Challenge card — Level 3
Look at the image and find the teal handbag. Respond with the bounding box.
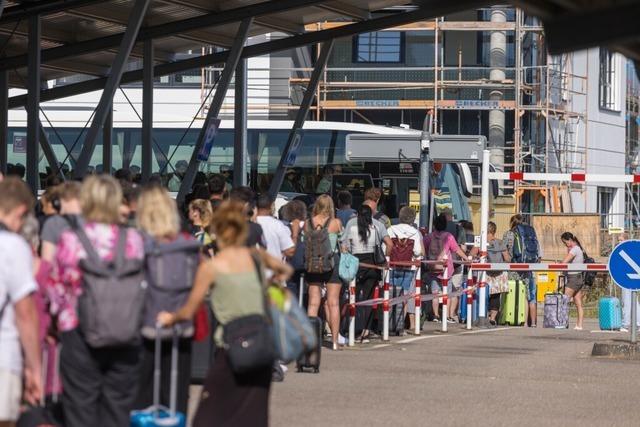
[339,252,359,282]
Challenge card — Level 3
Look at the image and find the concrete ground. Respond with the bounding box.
[188,318,640,426]
[267,319,640,427]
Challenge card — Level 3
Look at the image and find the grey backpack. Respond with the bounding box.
[75,226,147,348]
[142,234,201,339]
[304,218,334,274]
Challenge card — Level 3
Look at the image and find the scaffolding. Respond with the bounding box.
[199,7,590,214]
[626,60,640,233]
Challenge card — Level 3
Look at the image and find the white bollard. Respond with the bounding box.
[466,268,474,330]
[478,271,488,318]
[414,264,422,335]
[441,256,449,333]
[348,279,356,347]
[382,267,390,341]
[298,274,304,307]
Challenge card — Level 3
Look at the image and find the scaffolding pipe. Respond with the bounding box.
[489,7,506,173]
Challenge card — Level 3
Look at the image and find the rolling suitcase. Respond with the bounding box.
[499,280,526,326]
[296,316,322,373]
[543,294,569,328]
[459,280,474,324]
[459,280,490,324]
[599,296,622,330]
[131,328,186,427]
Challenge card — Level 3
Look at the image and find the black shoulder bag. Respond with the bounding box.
[373,226,386,265]
[222,252,276,374]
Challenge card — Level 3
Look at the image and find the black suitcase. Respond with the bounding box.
[296,316,322,373]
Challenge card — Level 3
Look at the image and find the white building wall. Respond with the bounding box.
[568,48,627,227]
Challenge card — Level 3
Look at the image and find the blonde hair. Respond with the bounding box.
[211,201,247,247]
[80,175,122,224]
[313,194,335,218]
[137,186,180,239]
[189,199,213,228]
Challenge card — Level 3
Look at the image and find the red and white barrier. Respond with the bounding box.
[382,264,390,341]
[466,268,474,330]
[470,262,608,272]
[414,264,422,336]
[440,255,449,333]
[489,171,640,183]
[348,279,356,347]
[479,149,631,324]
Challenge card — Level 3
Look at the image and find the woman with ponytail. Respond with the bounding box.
[560,231,586,330]
[341,204,393,341]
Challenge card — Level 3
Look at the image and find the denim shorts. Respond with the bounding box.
[527,275,537,302]
[390,269,415,292]
[428,275,452,294]
[520,273,536,302]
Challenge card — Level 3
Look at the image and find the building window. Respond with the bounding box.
[598,187,615,228]
[353,31,404,63]
[599,48,619,110]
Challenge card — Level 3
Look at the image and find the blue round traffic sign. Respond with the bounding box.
[608,240,640,290]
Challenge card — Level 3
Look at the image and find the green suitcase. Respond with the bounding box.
[499,280,526,326]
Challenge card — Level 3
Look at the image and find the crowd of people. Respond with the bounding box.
[0,168,595,426]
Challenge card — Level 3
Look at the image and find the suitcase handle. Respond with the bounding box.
[154,324,180,416]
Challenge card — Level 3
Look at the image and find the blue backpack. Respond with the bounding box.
[513,224,540,263]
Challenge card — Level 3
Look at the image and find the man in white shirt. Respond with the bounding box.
[255,194,295,260]
[0,178,42,423]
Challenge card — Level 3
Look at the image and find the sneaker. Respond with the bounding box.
[489,319,497,326]
[447,317,457,324]
[272,364,285,382]
[573,326,583,331]
[338,334,348,345]
[432,316,441,323]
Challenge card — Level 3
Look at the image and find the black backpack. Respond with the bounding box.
[583,251,597,286]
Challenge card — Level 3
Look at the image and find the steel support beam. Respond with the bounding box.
[0,0,104,24]
[177,17,252,205]
[142,39,154,183]
[26,15,41,193]
[38,124,65,182]
[544,3,640,54]
[0,0,327,72]
[103,106,112,174]
[233,58,248,188]
[0,70,7,175]
[9,6,472,110]
[268,40,334,199]
[74,0,151,179]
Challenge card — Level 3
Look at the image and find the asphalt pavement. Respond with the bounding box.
[266,319,640,427]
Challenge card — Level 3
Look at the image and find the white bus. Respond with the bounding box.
[6,120,473,221]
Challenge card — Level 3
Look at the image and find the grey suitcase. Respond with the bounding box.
[543,294,569,329]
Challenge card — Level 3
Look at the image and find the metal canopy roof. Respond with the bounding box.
[0,0,410,87]
[1,0,639,91]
